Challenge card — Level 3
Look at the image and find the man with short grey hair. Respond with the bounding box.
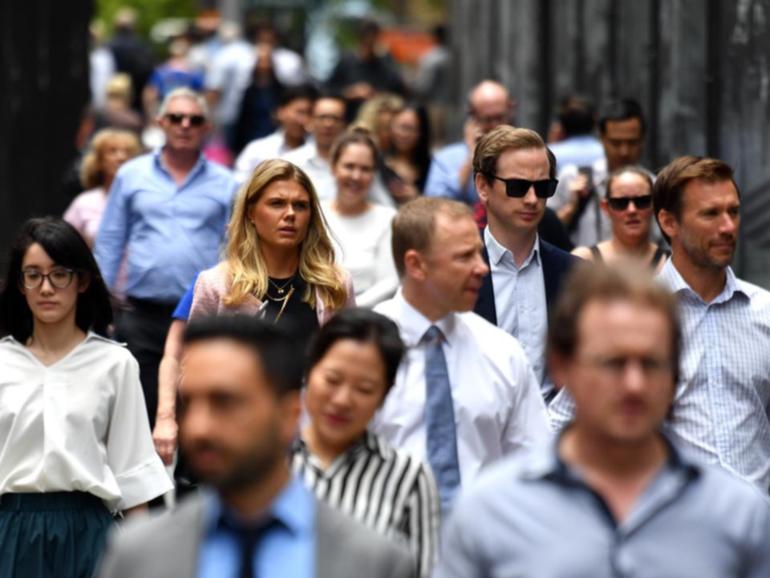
[95,87,238,428]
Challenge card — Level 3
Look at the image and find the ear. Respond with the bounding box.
[279,391,302,443]
[77,271,91,294]
[657,208,679,241]
[599,198,610,217]
[403,249,427,281]
[475,172,491,205]
[547,350,571,392]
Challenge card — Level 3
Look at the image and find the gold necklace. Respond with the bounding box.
[272,285,295,323]
[268,276,294,295]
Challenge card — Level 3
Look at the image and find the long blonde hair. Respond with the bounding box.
[80,129,141,189]
[225,159,348,310]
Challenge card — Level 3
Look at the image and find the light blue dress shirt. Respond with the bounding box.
[436,435,770,578]
[198,476,315,578]
[548,134,605,171]
[484,228,548,389]
[94,150,238,302]
[423,142,477,205]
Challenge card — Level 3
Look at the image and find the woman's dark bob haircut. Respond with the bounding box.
[306,308,405,395]
[0,217,113,341]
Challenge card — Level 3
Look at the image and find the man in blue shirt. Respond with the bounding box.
[94,87,238,427]
[437,263,770,578]
[424,79,513,205]
[97,315,414,578]
[548,94,605,171]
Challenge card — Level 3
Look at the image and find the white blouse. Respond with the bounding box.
[0,333,172,510]
[322,201,399,308]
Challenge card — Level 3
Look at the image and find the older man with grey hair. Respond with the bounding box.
[95,87,239,430]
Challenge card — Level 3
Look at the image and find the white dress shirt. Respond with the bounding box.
[485,228,548,387]
[372,291,551,485]
[322,201,398,307]
[0,333,173,510]
[234,130,300,184]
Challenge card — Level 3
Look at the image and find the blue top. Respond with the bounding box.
[198,476,316,578]
[436,435,770,578]
[173,272,199,320]
[94,150,238,303]
[423,142,477,205]
[149,65,204,100]
[548,134,605,172]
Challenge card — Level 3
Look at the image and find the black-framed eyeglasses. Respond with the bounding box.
[606,195,653,211]
[488,175,558,199]
[165,113,207,127]
[20,268,77,289]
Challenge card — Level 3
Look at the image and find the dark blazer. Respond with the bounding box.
[475,236,578,325]
[97,493,416,578]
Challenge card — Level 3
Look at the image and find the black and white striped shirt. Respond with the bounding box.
[291,431,440,577]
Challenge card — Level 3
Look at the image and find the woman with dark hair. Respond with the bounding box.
[292,308,440,578]
[382,102,432,204]
[0,217,172,577]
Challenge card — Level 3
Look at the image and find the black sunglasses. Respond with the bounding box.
[165,113,207,127]
[489,175,558,199]
[606,195,653,211]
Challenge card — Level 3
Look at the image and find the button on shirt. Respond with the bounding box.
[198,476,315,578]
[436,435,770,578]
[484,228,548,387]
[0,334,173,511]
[94,150,238,303]
[372,291,551,485]
[660,260,770,491]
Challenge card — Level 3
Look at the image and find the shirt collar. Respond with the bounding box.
[484,227,541,268]
[659,259,749,305]
[392,289,457,348]
[520,429,700,485]
[153,147,207,181]
[203,476,314,539]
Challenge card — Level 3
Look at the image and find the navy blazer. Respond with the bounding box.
[474,236,578,325]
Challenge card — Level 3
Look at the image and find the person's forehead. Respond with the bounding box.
[181,340,266,389]
[681,178,739,208]
[166,96,204,114]
[604,117,642,138]
[608,172,650,196]
[314,98,345,114]
[576,299,671,348]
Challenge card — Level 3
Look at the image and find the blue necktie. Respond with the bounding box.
[423,325,461,511]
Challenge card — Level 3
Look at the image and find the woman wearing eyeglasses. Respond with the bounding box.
[0,218,172,578]
[190,158,354,330]
[572,166,668,271]
[293,308,440,578]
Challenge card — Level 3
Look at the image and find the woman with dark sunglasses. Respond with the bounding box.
[0,218,172,577]
[572,165,668,271]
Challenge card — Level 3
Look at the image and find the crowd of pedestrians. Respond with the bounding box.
[2,7,770,578]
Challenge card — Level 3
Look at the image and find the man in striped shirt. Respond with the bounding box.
[551,155,770,492]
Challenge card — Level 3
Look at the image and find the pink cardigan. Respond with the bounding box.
[189,262,356,324]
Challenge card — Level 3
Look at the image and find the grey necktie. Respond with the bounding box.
[423,325,461,511]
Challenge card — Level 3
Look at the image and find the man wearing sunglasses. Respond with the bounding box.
[95,87,239,431]
[472,126,577,403]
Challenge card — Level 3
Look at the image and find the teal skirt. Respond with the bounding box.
[0,492,113,578]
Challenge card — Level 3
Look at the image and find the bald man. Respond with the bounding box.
[424,80,513,205]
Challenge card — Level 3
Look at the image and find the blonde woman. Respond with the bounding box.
[190,159,354,331]
[63,128,141,247]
